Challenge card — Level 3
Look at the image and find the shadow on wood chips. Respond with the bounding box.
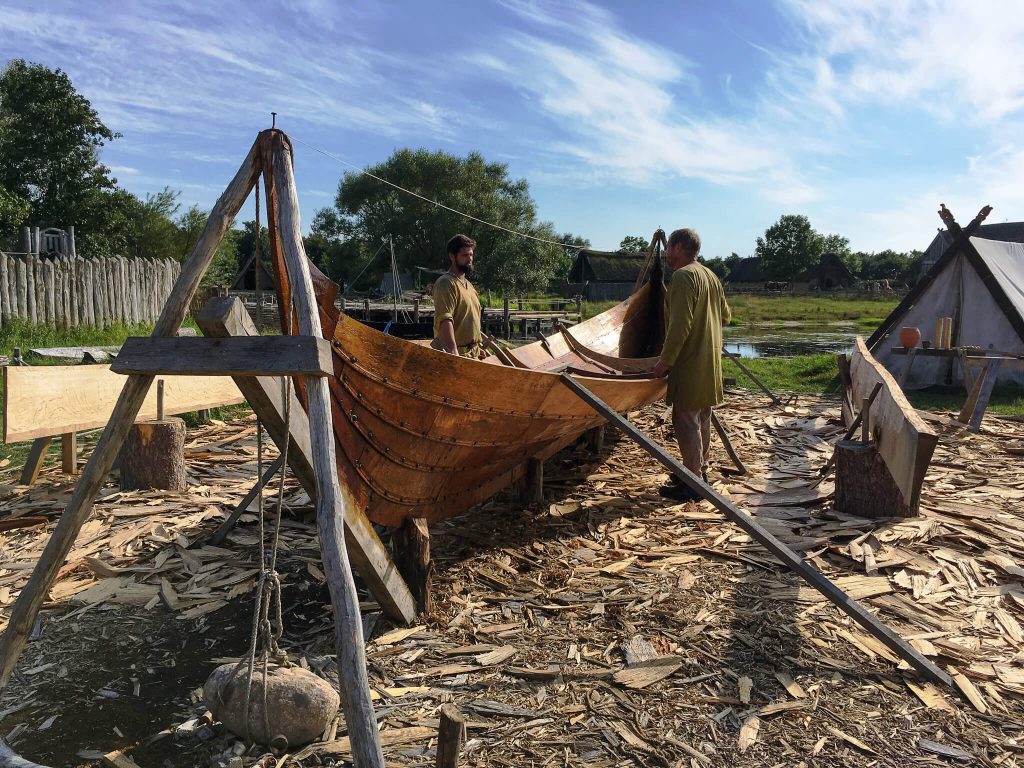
[0,391,1022,766]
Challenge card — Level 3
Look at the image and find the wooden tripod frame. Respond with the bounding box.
[0,130,394,766]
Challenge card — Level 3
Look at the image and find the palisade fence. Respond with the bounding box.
[0,251,181,329]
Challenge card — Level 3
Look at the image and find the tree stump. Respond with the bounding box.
[834,439,913,518]
[394,517,432,614]
[120,418,187,491]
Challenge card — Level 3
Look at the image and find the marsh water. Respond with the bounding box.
[723,322,862,358]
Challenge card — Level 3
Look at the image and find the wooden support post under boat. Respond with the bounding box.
[518,457,544,505]
[196,296,415,624]
[393,518,432,615]
[0,138,263,695]
[271,132,384,766]
[584,425,605,452]
[436,704,466,768]
[19,437,52,486]
[559,373,953,688]
[208,453,286,546]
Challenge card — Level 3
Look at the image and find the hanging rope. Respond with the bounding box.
[291,134,587,252]
[235,184,297,745]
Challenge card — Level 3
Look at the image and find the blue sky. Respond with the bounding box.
[4,0,1024,257]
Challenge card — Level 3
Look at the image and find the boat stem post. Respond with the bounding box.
[559,373,953,688]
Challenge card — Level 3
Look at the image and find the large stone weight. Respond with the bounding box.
[203,663,340,747]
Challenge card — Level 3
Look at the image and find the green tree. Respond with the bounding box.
[0,185,30,246]
[618,235,649,253]
[755,215,823,280]
[700,256,729,280]
[724,252,743,272]
[818,232,860,273]
[0,60,122,255]
[121,187,181,261]
[328,148,564,294]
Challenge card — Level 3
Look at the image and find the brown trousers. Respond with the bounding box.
[672,406,712,477]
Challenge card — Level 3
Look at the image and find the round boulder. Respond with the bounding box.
[204,663,340,747]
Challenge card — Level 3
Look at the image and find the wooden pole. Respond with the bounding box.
[270,131,384,766]
[722,346,781,406]
[560,373,953,688]
[861,396,871,443]
[25,256,35,325]
[0,138,261,694]
[0,251,10,324]
[15,257,26,319]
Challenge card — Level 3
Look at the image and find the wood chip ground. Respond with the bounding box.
[1,391,1023,767]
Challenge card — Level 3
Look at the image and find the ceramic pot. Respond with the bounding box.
[899,326,921,349]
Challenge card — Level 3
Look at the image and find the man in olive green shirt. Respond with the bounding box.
[432,233,483,357]
[652,228,731,501]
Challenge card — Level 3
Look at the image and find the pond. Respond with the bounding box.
[723,322,866,358]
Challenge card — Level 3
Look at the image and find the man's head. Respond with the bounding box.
[666,228,700,269]
[446,233,476,277]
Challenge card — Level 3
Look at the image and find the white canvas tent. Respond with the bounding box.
[869,236,1024,388]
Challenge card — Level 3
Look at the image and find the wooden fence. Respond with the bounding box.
[0,252,181,328]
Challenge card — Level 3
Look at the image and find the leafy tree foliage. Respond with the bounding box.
[323,148,570,294]
[699,256,729,280]
[618,235,649,253]
[857,249,923,283]
[755,215,823,280]
[0,59,123,255]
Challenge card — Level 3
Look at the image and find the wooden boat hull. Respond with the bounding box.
[325,284,666,526]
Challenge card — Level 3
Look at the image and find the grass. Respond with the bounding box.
[725,294,899,329]
[724,353,1024,417]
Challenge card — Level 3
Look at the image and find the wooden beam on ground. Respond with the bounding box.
[709,411,746,476]
[196,296,415,624]
[849,337,938,514]
[111,336,335,377]
[208,454,286,546]
[2,364,243,443]
[271,130,384,766]
[722,346,781,406]
[18,437,52,486]
[560,372,953,688]
[959,358,1003,431]
[0,134,263,696]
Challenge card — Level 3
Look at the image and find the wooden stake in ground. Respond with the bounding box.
[394,518,432,614]
[0,138,261,694]
[270,131,385,767]
[436,705,466,768]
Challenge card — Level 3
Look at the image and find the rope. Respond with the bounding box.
[291,134,586,251]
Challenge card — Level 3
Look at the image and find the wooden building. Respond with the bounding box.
[565,249,648,301]
[793,252,855,291]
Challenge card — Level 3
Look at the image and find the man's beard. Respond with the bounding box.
[458,262,474,277]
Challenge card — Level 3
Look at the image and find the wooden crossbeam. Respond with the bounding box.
[196,296,416,625]
[111,336,335,377]
[560,373,953,688]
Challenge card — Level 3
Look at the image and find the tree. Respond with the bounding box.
[0,185,30,247]
[700,256,729,281]
[560,232,590,248]
[0,60,122,255]
[818,232,860,273]
[755,215,822,280]
[618,235,649,253]
[327,148,565,294]
[724,252,743,272]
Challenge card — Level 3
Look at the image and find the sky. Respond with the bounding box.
[4,0,1024,258]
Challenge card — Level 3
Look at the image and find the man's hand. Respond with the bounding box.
[652,360,671,378]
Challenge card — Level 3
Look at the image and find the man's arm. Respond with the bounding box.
[720,292,732,326]
[438,319,459,354]
[654,272,696,377]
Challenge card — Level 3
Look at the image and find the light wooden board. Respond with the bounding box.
[3,364,244,443]
[849,337,938,513]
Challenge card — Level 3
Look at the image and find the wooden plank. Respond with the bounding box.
[111,336,335,377]
[2,365,244,443]
[849,337,938,514]
[560,372,953,688]
[61,432,77,475]
[196,295,415,624]
[207,454,285,546]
